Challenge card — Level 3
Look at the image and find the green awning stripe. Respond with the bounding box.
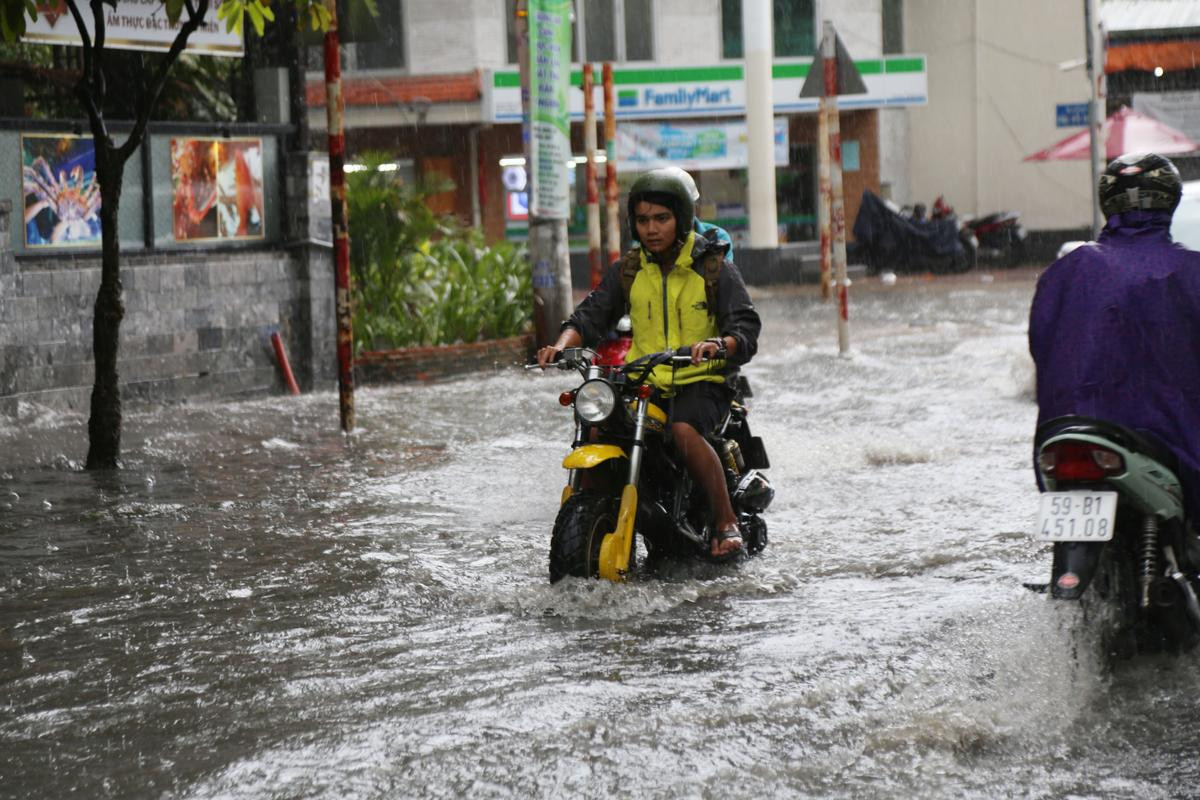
[611,66,744,83]
[493,57,925,88]
[885,57,924,73]
[772,64,809,79]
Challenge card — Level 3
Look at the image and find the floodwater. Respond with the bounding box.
[3,269,1200,800]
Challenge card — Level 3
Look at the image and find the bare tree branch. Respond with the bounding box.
[89,0,107,103]
[65,0,106,141]
[117,0,211,164]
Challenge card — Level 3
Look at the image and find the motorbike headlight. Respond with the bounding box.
[575,379,617,423]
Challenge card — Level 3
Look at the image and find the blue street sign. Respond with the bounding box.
[1057,103,1089,128]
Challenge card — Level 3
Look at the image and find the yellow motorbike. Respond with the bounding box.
[534,347,773,583]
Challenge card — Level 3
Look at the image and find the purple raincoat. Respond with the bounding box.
[1029,209,1200,519]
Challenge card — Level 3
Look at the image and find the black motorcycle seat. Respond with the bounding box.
[1035,415,1180,474]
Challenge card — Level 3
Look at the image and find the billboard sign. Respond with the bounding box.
[23,0,243,57]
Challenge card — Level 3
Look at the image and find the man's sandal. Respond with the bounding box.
[709,526,745,563]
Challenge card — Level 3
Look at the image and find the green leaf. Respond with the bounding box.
[246,2,265,35]
[164,0,186,25]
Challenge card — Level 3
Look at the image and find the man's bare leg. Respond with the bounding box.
[671,421,742,557]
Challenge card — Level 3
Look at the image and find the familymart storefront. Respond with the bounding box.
[482,57,927,254]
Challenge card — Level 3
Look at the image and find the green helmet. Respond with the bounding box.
[627,168,695,245]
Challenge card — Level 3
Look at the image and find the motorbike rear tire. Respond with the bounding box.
[549,492,623,583]
[1080,543,1138,660]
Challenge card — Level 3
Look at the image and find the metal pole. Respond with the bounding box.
[743,0,778,248]
[823,20,850,357]
[817,95,831,298]
[469,125,481,229]
[519,0,574,347]
[584,64,603,288]
[322,0,355,431]
[1084,0,1104,237]
[603,62,621,266]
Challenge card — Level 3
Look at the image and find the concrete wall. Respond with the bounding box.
[0,198,336,415]
[825,0,883,58]
[407,0,493,74]
[906,0,1091,230]
[657,0,722,63]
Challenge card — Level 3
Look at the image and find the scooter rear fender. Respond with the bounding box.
[1050,540,1105,600]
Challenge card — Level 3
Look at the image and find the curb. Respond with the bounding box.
[356,334,535,385]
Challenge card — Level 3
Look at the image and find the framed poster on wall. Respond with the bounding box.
[170,137,264,242]
[21,133,101,248]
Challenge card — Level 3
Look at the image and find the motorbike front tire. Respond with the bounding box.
[549,491,622,583]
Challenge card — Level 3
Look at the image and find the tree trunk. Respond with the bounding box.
[84,149,124,470]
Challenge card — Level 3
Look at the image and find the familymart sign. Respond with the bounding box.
[484,56,927,123]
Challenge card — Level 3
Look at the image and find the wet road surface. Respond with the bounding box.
[4,269,1200,799]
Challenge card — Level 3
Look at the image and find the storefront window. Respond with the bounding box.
[722,0,815,59]
[356,0,405,70]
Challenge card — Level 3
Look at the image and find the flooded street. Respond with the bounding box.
[4,270,1200,799]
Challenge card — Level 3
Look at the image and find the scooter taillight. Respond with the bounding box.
[1039,440,1125,481]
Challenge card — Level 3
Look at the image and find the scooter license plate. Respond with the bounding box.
[1034,491,1118,542]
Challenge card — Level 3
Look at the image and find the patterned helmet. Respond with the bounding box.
[627,168,695,245]
[1098,152,1183,219]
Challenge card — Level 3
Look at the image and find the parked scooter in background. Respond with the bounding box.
[962,207,1027,266]
[931,196,978,268]
[853,190,973,275]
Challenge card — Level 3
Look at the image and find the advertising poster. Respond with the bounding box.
[615,118,789,171]
[21,133,102,249]
[527,0,571,219]
[171,137,265,242]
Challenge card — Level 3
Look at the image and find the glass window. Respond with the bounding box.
[882,0,903,54]
[624,0,653,61]
[722,0,814,59]
[577,0,653,62]
[721,0,742,59]
[355,0,405,70]
[773,0,814,57]
[584,0,616,61]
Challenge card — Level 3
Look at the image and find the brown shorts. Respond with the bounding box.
[662,381,734,436]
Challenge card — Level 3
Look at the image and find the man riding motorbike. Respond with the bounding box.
[536,168,762,560]
[1029,152,1200,533]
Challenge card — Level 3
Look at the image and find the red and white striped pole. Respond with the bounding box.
[822,20,851,356]
[602,63,621,266]
[817,94,831,299]
[583,64,603,288]
[323,0,355,431]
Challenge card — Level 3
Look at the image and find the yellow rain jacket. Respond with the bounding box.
[625,232,727,392]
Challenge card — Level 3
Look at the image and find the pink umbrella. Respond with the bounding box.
[1024,106,1200,161]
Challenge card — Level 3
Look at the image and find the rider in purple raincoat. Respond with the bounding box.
[1029,152,1200,524]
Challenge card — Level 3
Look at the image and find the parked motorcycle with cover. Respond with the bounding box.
[532,346,774,583]
[1033,415,1200,657]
